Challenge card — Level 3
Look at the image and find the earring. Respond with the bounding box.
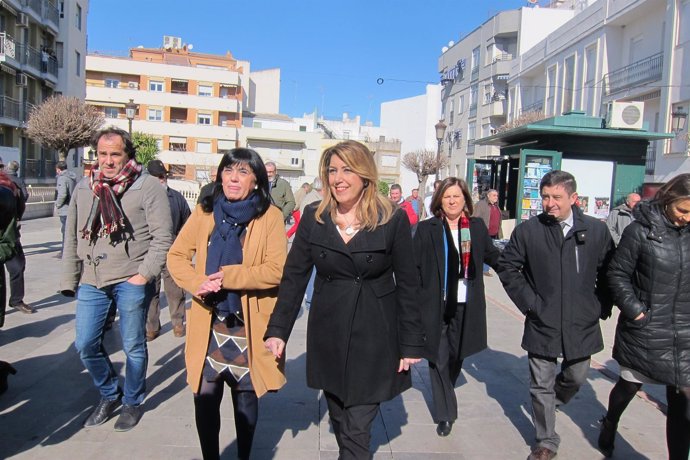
[254,185,258,190]
[363,180,369,187]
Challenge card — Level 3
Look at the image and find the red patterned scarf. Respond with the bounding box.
[82,159,142,240]
[459,214,471,278]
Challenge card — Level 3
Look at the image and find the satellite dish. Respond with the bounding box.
[442,46,449,53]
[448,40,455,47]
[528,0,538,3]
[188,44,193,50]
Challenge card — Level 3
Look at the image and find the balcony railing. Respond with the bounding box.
[645,143,657,176]
[22,0,41,16]
[492,53,513,63]
[0,95,21,121]
[603,52,663,96]
[43,0,59,25]
[521,100,544,114]
[15,42,42,73]
[0,33,16,60]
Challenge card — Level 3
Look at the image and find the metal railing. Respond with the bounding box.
[0,33,16,59]
[15,42,42,73]
[43,0,59,25]
[603,52,663,96]
[22,0,41,16]
[492,53,513,63]
[521,100,544,114]
[0,95,21,121]
[26,185,56,203]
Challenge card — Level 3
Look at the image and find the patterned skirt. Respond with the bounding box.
[201,311,254,391]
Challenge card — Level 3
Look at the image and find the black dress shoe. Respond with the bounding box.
[436,421,453,437]
[114,404,143,432]
[83,397,121,427]
[0,361,17,395]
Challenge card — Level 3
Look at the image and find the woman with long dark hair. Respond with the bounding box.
[167,148,287,460]
[413,177,501,436]
[600,173,690,459]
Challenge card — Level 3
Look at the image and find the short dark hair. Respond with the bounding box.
[200,148,271,216]
[430,177,474,218]
[91,127,137,159]
[56,161,68,171]
[390,184,402,193]
[656,173,690,208]
[540,170,577,195]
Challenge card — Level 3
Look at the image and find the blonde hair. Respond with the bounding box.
[315,140,393,230]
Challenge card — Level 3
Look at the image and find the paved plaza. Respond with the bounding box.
[0,217,669,459]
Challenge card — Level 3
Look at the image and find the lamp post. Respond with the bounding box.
[434,119,447,179]
[125,98,138,135]
[671,106,687,134]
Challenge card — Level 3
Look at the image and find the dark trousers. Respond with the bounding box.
[528,354,590,452]
[0,263,6,327]
[194,376,258,460]
[5,241,24,306]
[324,391,379,460]
[429,303,466,422]
[605,378,689,460]
[146,266,186,333]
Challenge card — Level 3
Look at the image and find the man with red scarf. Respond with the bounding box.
[60,127,173,432]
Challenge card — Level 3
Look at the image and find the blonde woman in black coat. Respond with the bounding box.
[413,177,501,437]
[264,140,427,459]
[600,173,690,459]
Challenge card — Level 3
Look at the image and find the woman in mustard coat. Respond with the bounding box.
[167,148,287,460]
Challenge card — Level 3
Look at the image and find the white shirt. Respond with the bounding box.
[559,211,574,237]
[450,228,468,303]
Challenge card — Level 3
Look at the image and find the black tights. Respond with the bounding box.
[605,378,689,460]
[193,377,258,460]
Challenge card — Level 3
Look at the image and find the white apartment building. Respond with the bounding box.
[508,0,689,183]
[0,0,87,183]
[380,84,442,194]
[437,4,577,180]
[239,111,322,187]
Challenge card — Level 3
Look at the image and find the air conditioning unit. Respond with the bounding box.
[17,13,29,28]
[606,101,644,130]
[15,73,27,86]
[127,82,139,89]
[163,35,182,50]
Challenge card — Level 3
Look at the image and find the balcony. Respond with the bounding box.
[521,100,544,114]
[22,0,42,18]
[0,95,21,123]
[603,52,663,97]
[42,0,59,31]
[15,42,42,77]
[0,33,16,62]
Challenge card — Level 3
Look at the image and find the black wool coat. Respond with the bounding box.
[498,206,614,360]
[608,201,690,387]
[413,217,501,363]
[265,205,428,406]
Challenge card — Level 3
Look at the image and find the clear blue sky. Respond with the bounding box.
[87,0,527,125]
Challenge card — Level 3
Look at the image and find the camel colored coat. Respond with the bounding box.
[167,204,287,396]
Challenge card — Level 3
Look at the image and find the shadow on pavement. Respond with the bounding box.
[0,313,72,344]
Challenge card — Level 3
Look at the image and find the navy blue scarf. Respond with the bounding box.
[204,193,260,319]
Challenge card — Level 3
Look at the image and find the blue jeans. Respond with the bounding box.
[75,281,155,406]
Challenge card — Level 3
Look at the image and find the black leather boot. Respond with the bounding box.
[598,415,617,458]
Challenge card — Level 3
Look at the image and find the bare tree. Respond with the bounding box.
[26,96,104,161]
[496,111,546,134]
[401,149,448,218]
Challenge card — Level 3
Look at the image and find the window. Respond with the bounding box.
[290,158,300,166]
[449,99,455,125]
[198,84,213,97]
[253,121,262,128]
[147,108,162,121]
[197,113,212,125]
[483,83,493,105]
[218,140,234,154]
[471,46,480,76]
[458,95,465,113]
[467,121,476,142]
[59,1,64,18]
[343,130,350,140]
[156,138,163,151]
[105,78,119,88]
[299,125,307,132]
[56,42,63,68]
[104,107,119,118]
[469,84,478,110]
[75,51,80,76]
[169,137,187,151]
[149,80,163,92]
[563,55,575,113]
[584,45,597,115]
[546,65,557,116]
[76,4,82,30]
[169,164,186,176]
[196,141,211,153]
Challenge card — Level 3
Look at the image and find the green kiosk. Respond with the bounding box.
[470,111,672,228]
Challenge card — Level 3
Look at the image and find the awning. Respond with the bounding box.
[169,136,187,143]
[217,140,235,150]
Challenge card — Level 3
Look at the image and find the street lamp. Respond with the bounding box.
[125,98,138,135]
[671,106,687,134]
[434,119,447,179]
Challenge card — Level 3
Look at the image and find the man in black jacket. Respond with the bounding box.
[498,170,614,460]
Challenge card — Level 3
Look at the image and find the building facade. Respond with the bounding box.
[508,0,690,183]
[437,4,576,181]
[86,40,249,182]
[0,0,87,183]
